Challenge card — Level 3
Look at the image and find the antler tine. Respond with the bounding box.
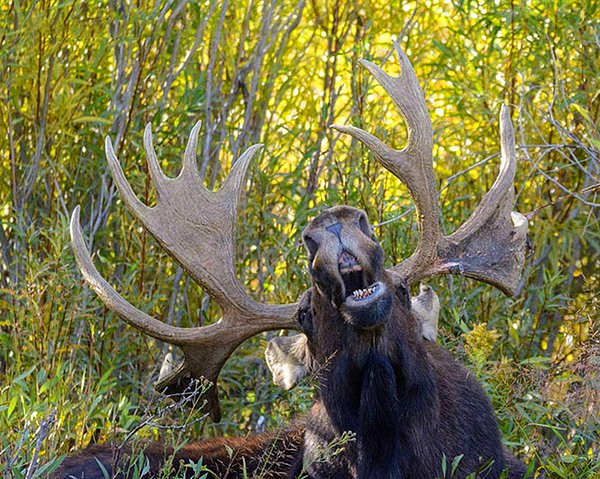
[143,123,169,197]
[72,124,297,420]
[181,120,202,178]
[105,137,152,223]
[360,41,433,154]
[332,44,528,296]
[450,105,516,242]
[221,144,264,198]
[332,42,442,282]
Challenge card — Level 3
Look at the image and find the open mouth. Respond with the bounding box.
[337,250,391,329]
[338,251,380,303]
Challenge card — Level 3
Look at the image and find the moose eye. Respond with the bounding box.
[394,282,411,309]
[296,289,314,339]
[297,307,314,339]
[358,214,374,239]
[303,236,318,256]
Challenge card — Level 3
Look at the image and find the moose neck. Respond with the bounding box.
[317,300,439,478]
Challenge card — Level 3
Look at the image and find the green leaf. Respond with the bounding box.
[72,116,112,125]
[451,454,464,475]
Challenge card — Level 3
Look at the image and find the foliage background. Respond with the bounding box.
[0,0,598,477]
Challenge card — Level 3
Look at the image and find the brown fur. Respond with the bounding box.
[54,427,304,479]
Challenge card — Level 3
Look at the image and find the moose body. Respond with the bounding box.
[58,43,529,479]
[56,207,526,479]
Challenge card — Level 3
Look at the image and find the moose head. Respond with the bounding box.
[68,42,529,478]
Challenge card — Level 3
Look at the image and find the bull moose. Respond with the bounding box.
[57,43,529,478]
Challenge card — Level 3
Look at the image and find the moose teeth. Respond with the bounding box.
[352,287,374,299]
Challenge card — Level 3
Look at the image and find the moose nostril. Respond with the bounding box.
[338,250,358,267]
[326,222,343,238]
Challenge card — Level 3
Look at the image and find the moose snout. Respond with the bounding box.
[303,206,387,307]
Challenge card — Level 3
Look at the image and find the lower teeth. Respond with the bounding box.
[353,287,374,299]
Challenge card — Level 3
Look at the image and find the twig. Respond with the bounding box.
[113,379,209,469]
[374,206,415,227]
[24,411,56,479]
[524,183,600,219]
[200,0,229,180]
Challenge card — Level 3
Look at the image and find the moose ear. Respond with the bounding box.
[411,284,440,342]
[265,334,312,390]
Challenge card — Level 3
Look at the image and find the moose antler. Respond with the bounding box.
[332,42,528,296]
[71,123,296,420]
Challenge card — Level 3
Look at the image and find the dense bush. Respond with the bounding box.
[0,0,598,477]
